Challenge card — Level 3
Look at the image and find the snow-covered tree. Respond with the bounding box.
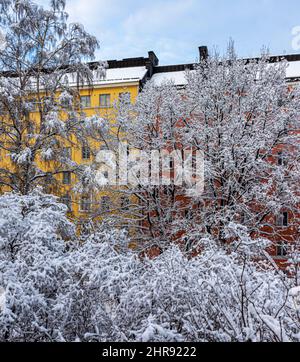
[0,0,104,194]
[0,190,134,342]
[109,44,300,256]
[0,190,74,341]
[0,191,299,342]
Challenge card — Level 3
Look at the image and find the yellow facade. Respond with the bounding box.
[0,80,140,221]
[60,82,139,219]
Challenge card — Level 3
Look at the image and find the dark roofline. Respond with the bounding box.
[90,50,159,70]
[240,53,300,64]
[153,63,194,74]
[2,48,300,80]
[151,53,300,76]
[0,51,160,78]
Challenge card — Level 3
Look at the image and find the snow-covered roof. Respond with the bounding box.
[286,61,300,78]
[96,66,148,85]
[151,71,188,86]
[25,66,148,90]
[151,61,300,86]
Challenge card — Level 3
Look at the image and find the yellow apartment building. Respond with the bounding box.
[56,54,159,220]
[2,47,300,226]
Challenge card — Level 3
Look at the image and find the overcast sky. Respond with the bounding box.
[37,0,300,65]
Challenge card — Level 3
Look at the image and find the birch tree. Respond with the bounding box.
[0,0,103,195]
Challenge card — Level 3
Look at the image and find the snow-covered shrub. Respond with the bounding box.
[0,192,299,342]
[50,228,137,342]
[115,243,300,342]
[0,190,74,341]
[0,191,136,341]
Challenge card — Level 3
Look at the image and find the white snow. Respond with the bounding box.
[28,66,148,90]
[151,71,188,86]
[286,61,300,78]
[0,287,5,312]
[103,66,148,82]
[151,61,300,86]
[289,286,300,297]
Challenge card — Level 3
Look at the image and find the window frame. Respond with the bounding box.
[80,195,92,213]
[62,171,72,185]
[276,242,288,257]
[82,144,91,160]
[80,95,91,109]
[101,196,111,213]
[62,147,72,160]
[119,92,131,104]
[61,193,72,212]
[121,196,130,211]
[276,211,289,227]
[99,94,111,108]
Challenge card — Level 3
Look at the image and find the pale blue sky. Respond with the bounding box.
[37,0,300,65]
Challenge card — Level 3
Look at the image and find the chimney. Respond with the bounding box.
[145,51,159,79]
[199,46,208,61]
[148,51,159,66]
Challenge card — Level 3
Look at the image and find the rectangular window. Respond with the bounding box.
[119,92,131,104]
[277,152,283,166]
[207,185,216,199]
[283,212,289,227]
[62,171,71,185]
[277,151,288,166]
[61,194,72,212]
[80,195,92,213]
[241,212,251,224]
[276,212,289,227]
[60,96,72,110]
[99,94,111,108]
[82,144,91,160]
[121,196,130,211]
[62,147,72,160]
[80,95,91,108]
[185,209,194,220]
[101,196,110,212]
[276,242,288,257]
[28,99,37,112]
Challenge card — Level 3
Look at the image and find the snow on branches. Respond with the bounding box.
[0,191,299,342]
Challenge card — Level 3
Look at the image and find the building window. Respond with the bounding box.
[0,104,5,115]
[220,198,226,207]
[62,171,71,185]
[60,96,72,110]
[277,151,288,166]
[80,95,91,108]
[205,184,216,199]
[276,242,288,257]
[100,94,111,108]
[277,152,283,166]
[80,195,92,213]
[82,144,91,160]
[185,209,194,220]
[276,212,289,227]
[28,99,37,112]
[101,196,111,212]
[62,147,72,160]
[241,212,251,225]
[61,194,72,212]
[119,92,131,104]
[121,196,130,211]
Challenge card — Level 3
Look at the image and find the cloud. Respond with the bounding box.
[34,0,300,65]
[123,0,196,35]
